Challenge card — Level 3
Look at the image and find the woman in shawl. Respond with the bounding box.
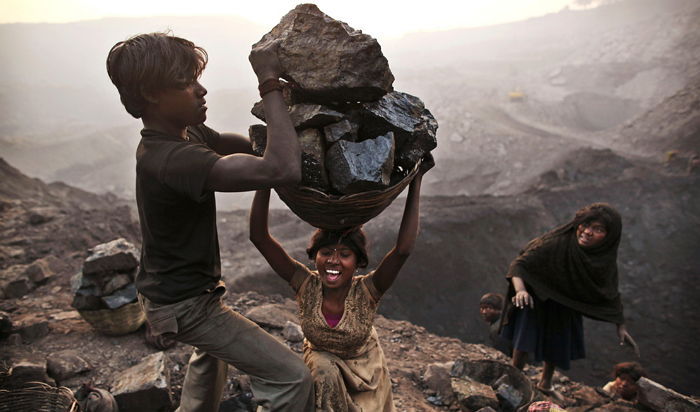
[501,203,639,397]
[249,165,427,412]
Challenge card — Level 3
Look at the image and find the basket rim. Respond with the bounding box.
[278,161,421,201]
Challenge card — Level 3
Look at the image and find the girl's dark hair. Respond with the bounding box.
[612,362,646,381]
[306,227,369,268]
[106,32,208,118]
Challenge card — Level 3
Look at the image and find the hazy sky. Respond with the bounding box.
[1,0,586,38]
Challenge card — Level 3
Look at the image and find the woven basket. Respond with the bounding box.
[275,162,420,230]
[0,383,78,412]
[78,301,145,336]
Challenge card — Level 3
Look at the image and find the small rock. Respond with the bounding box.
[298,128,330,190]
[83,238,139,276]
[423,362,456,405]
[326,132,395,194]
[244,304,298,329]
[0,310,12,338]
[46,349,91,381]
[282,321,304,343]
[7,333,23,345]
[101,283,138,310]
[17,319,50,341]
[10,358,55,387]
[24,258,55,284]
[452,376,499,411]
[496,382,523,411]
[324,119,358,143]
[112,351,173,412]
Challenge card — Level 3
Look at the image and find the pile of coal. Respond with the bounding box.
[249,4,438,195]
[70,238,139,312]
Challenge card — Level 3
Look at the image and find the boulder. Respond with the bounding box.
[360,91,437,169]
[112,351,172,412]
[82,238,139,275]
[252,4,394,104]
[451,376,499,411]
[637,377,700,412]
[326,132,395,194]
[46,349,91,382]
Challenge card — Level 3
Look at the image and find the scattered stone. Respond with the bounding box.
[326,132,395,194]
[324,119,358,143]
[244,304,298,329]
[16,319,50,342]
[475,407,498,412]
[298,128,330,190]
[6,333,22,345]
[27,206,58,225]
[252,3,394,104]
[112,351,173,412]
[423,362,456,405]
[50,310,80,320]
[82,238,139,276]
[637,377,700,412]
[0,264,32,298]
[23,258,55,284]
[282,321,304,343]
[9,358,55,387]
[568,384,607,407]
[46,349,91,381]
[451,376,499,411]
[495,382,523,412]
[0,310,12,338]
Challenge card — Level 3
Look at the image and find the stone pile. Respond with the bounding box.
[70,238,139,312]
[249,3,437,195]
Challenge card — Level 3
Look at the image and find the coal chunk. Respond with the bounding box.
[324,119,359,143]
[298,129,330,190]
[252,4,394,104]
[326,132,395,194]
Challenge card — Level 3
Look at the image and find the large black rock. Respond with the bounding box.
[326,132,395,194]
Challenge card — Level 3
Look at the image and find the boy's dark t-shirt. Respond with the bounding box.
[135,124,223,304]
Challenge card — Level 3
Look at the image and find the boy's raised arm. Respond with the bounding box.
[207,42,301,192]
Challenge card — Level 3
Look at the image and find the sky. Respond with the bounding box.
[0,0,590,38]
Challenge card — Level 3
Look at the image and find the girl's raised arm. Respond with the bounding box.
[372,171,424,294]
[249,189,297,282]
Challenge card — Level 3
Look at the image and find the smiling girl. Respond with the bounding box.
[249,166,427,412]
[500,203,639,400]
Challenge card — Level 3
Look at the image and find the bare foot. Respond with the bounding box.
[536,384,566,404]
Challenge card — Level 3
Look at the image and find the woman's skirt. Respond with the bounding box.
[501,297,585,370]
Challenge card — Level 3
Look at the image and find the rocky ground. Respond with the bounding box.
[1,158,676,411]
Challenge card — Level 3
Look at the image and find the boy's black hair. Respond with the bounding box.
[480,293,505,309]
[106,32,208,118]
[306,227,369,269]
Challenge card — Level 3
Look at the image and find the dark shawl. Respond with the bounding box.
[505,203,625,324]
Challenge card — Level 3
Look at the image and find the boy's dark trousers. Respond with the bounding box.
[138,283,314,411]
